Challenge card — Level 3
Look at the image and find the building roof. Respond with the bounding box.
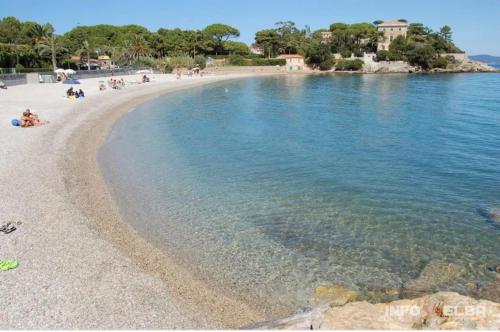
[377,19,408,27]
[278,54,304,59]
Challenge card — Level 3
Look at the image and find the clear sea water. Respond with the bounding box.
[99,73,500,314]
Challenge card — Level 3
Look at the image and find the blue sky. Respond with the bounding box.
[1,0,499,55]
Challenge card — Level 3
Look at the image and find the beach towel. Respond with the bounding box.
[11,119,20,126]
[0,260,18,271]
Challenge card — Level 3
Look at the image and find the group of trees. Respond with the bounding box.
[376,23,461,69]
[0,16,245,70]
[254,20,462,71]
[0,15,464,72]
[254,21,311,58]
[253,21,383,70]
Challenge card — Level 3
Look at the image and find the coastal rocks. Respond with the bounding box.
[403,260,467,296]
[254,292,500,330]
[311,284,358,307]
[477,278,500,303]
[453,60,497,72]
[363,287,401,303]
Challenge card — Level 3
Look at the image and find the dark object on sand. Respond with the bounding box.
[63,78,80,84]
[0,223,17,234]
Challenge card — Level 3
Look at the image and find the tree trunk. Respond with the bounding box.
[87,53,90,71]
[51,40,57,70]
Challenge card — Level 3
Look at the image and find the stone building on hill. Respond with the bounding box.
[377,19,408,51]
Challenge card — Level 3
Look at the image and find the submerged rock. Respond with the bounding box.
[404,260,467,295]
[477,279,500,303]
[254,292,500,329]
[311,284,358,307]
[476,207,500,223]
[364,287,401,303]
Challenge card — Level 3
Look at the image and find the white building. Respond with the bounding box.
[278,54,305,71]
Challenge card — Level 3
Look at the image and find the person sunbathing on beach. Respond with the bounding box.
[20,110,34,127]
[21,109,48,127]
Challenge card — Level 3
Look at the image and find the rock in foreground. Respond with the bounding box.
[403,260,467,296]
[251,292,500,329]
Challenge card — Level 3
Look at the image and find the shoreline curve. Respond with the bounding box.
[58,73,282,328]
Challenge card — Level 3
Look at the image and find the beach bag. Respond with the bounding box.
[11,119,20,126]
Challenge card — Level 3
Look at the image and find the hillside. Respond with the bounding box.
[469,54,500,65]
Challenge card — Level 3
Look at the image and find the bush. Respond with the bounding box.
[194,55,207,69]
[335,59,364,71]
[432,56,448,69]
[228,55,248,66]
[407,45,436,69]
[319,57,335,71]
[250,58,285,66]
[340,49,352,59]
[168,56,195,68]
[227,56,286,66]
[376,50,390,62]
[445,55,458,65]
[164,63,173,73]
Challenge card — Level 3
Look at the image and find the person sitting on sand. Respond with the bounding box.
[66,87,74,98]
[20,110,34,127]
[22,109,48,127]
[0,80,7,89]
[78,89,85,97]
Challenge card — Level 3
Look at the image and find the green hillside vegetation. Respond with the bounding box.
[375,24,462,69]
[0,16,463,71]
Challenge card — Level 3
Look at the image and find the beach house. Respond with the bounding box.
[279,54,305,71]
[377,19,408,50]
[250,44,264,55]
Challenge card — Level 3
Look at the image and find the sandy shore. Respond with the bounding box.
[0,72,279,328]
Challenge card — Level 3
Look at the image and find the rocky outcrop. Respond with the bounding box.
[403,260,467,296]
[362,58,496,74]
[450,59,497,72]
[251,292,500,329]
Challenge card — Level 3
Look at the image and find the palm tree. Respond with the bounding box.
[129,35,150,63]
[76,40,93,71]
[29,23,54,45]
[35,34,67,70]
[114,42,134,65]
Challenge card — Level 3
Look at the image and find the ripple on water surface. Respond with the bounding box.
[99,74,500,313]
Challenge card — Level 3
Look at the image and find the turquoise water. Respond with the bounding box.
[99,74,500,313]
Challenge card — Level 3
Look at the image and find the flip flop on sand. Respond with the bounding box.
[0,260,18,271]
[0,223,17,234]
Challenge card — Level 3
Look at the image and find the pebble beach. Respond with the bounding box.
[0,72,270,329]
